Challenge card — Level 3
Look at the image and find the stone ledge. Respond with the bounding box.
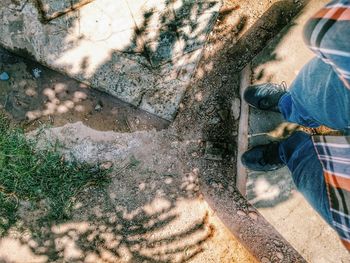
[0,0,220,121]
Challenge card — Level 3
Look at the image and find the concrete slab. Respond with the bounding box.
[39,0,72,17]
[0,42,260,263]
[0,0,220,120]
[246,0,350,261]
[0,46,169,132]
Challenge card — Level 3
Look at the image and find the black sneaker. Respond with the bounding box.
[241,142,285,171]
[243,82,287,112]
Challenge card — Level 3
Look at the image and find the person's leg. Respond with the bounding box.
[278,92,320,128]
[279,57,350,132]
[279,131,333,226]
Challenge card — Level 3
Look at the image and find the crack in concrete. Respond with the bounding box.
[278,197,304,221]
[35,0,94,23]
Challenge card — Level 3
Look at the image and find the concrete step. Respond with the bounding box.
[0,46,169,132]
[0,0,220,120]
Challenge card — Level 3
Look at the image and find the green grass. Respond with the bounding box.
[0,114,110,235]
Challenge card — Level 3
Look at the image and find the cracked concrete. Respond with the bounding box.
[0,0,220,120]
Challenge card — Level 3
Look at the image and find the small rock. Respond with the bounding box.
[25,88,38,97]
[231,97,241,120]
[276,252,284,260]
[204,141,225,161]
[237,210,246,216]
[221,75,228,82]
[100,161,113,170]
[261,257,271,263]
[32,68,42,78]
[248,211,258,221]
[211,182,218,188]
[273,239,283,247]
[218,109,229,121]
[208,116,221,125]
[0,72,9,81]
[94,103,102,111]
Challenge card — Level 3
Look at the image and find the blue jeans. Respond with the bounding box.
[277,57,350,227]
[279,132,333,226]
[279,57,350,133]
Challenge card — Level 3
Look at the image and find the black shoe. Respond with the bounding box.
[241,142,285,171]
[244,82,287,112]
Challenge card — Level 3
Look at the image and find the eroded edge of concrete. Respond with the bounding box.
[201,178,306,263]
[0,0,222,121]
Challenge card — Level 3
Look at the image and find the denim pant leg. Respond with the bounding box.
[278,93,320,128]
[278,131,333,226]
[278,57,350,132]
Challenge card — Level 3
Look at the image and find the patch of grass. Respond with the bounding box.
[0,114,110,236]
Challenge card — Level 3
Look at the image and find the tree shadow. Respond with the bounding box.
[224,1,305,74]
[0,128,215,262]
[246,167,295,209]
[250,18,300,83]
[0,47,169,132]
[18,187,214,262]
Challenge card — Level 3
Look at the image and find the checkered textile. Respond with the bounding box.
[304,0,350,89]
[313,136,350,249]
[305,0,350,250]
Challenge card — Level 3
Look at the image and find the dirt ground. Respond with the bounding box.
[0,1,308,262]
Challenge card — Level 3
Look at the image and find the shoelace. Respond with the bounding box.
[257,82,287,111]
[280,81,288,92]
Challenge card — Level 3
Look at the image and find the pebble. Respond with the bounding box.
[248,211,258,221]
[94,103,102,111]
[261,257,271,263]
[208,116,221,125]
[0,72,9,81]
[32,68,42,78]
[276,252,284,260]
[218,109,229,121]
[231,98,241,120]
[99,161,113,170]
[237,210,246,216]
[273,239,283,247]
